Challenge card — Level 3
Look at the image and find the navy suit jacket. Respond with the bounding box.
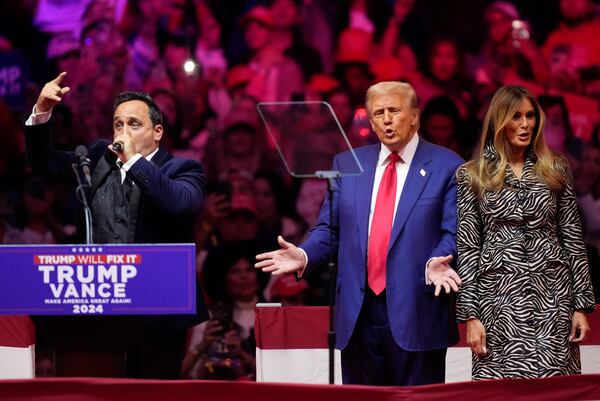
[24,121,209,329]
[301,138,463,351]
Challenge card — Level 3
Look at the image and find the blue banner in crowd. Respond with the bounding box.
[0,51,29,112]
[0,244,196,315]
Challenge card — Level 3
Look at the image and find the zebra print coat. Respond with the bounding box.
[456,148,595,379]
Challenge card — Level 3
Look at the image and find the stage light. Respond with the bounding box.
[183,59,197,75]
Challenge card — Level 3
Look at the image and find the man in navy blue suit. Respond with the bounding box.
[256,81,463,385]
[24,72,209,378]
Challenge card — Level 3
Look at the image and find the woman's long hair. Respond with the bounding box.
[464,86,566,198]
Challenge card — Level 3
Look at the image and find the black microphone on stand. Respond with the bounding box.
[112,141,124,152]
[75,145,92,186]
[71,146,94,243]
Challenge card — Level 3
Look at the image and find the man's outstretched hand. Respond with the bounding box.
[427,255,462,296]
[255,235,305,275]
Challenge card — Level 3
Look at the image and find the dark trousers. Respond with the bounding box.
[341,289,447,386]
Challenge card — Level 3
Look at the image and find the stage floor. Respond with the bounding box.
[0,374,600,401]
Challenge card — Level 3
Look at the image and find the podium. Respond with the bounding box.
[255,306,342,384]
[0,243,198,378]
[255,305,600,384]
[0,316,35,379]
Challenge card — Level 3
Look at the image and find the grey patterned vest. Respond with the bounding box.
[91,168,132,243]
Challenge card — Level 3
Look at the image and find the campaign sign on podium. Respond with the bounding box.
[0,244,196,315]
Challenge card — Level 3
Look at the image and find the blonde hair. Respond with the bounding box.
[464,85,566,197]
[365,81,419,130]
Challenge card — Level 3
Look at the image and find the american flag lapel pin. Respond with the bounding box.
[420,169,426,177]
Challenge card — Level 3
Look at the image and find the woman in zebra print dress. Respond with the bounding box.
[456,85,595,379]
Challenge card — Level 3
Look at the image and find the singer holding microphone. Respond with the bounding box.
[23,72,209,379]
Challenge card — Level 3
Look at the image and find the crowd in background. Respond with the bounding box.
[0,0,599,380]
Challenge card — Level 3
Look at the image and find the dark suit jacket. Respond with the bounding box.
[301,139,463,351]
[24,121,209,331]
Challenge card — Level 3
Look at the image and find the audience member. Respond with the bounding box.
[0,179,21,244]
[378,0,418,78]
[150,88,183,150]
[334,28,374,107]
[241,6,304,102]
[17,176,63,244]
[269,0,323,80]
[543,0,600,96]
[194,3,231,125]
[183,241,261,380]
[538,95,583,170]
[471,1,548,87]
[420,96,469,158]
[577,142,600,254]
[412,37,474,119]
[253,170,297,249]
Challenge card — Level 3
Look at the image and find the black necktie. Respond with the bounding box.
[117,161,133,202]
[122,176,133,202]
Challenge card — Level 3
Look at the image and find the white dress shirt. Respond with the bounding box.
[367,133,419,236]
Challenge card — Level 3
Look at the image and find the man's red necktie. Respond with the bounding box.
[367,153,401,295]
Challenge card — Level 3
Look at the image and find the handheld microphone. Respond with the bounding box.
[75,145,92,186]
[112,141,124,152]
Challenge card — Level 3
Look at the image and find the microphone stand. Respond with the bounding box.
[315,170,340,385]
[71,163,93,244]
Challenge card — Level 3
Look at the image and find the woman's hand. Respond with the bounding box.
[466,318,487,356]
[224,329,243,357]
[198,319,223,353]
[569,311,590,343]
[224,329,256,375]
